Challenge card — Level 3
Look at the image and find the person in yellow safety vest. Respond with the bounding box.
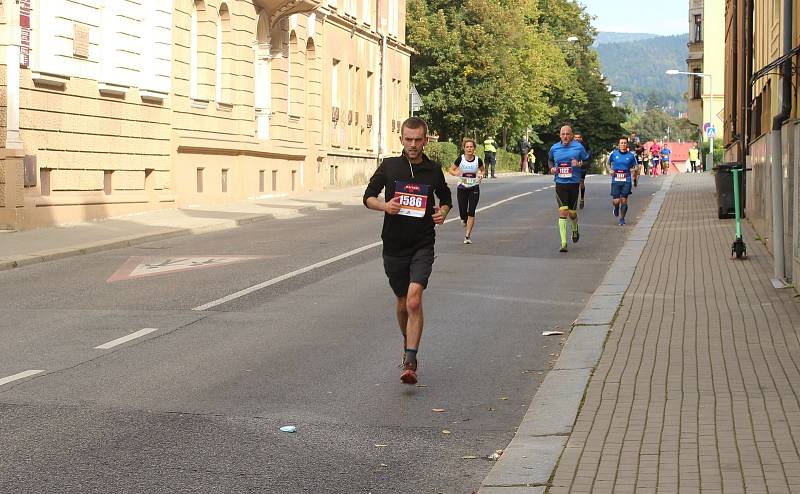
[483,136,497,178]
[688,144,700,173]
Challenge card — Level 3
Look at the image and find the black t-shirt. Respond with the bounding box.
[363,153,453,256]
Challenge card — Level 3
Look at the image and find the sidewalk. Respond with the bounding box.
[0,186,367,271]
[547,174,800,493]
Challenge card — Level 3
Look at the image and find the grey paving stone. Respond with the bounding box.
[478,487,545,494]
[481,435,568,487]
[555,325,611,370]
[519,368,593,436]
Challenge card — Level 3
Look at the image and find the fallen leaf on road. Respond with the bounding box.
[279,425,297,433]
[542,331,564,336]
[461,455,478,460]
[432,408,445,412]
[374,444,387,448]
[441,430,451,434]
[416,384,428,388]
[488,449,504,461]
[379,463,388,468]
[499,396,509,401]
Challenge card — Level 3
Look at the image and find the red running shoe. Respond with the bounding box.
[400,363,418,384]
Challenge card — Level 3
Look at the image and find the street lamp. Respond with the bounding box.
[665,69,714,171]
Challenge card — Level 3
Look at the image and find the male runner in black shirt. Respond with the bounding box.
[363,117,452,384]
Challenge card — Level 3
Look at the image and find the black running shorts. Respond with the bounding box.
[382,245,435,297]
[555,183,580,211]
[457,186,480,220]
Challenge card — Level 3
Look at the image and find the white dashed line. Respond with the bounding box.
[95,328,159,349]
[0,369,45,386]
[193,189,541,311]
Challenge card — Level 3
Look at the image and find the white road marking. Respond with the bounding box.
[95,328,159,349]
[193,189,539,311]
[0,369,45,386]
[193,242,382,310]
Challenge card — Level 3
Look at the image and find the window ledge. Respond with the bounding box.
[288,113,302,120]
[191,99,210,109]
[140,89,168,103]
[216,101,234,111]
[32,71,69,90]
[98,82,129,97]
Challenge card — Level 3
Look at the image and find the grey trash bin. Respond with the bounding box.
[714,163,746,219]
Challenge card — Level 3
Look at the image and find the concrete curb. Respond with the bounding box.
[0,201,346,273]
[478,176,675,492]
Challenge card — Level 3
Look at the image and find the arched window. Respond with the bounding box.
[306,38,319,139]
[190,1,203,100]
[216,3,231,104]
[288,31,300,116]
[254,11,272,139]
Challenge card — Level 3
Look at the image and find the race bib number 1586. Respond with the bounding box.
[394,181,429,218]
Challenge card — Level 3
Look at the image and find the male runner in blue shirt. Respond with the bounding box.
[548,125,590,252]
[606,136,638,226]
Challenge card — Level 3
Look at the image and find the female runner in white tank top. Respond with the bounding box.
[448,138,485,244]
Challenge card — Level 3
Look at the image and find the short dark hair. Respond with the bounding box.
[401,117,429,136]
[619,136,629,142]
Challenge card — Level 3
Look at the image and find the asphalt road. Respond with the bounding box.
[0,174,661,493]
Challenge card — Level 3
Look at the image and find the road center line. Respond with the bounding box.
[193,190,537,311]
[0,369,45,386]
[95,328,159,349]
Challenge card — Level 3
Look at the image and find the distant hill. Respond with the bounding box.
[594,34,689,112]
[595,32,659,45]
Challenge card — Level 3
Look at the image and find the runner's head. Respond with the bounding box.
[462,137,477,157]
[400,117,429,163]
[618,136,629,152]
[559,125,574,145]
[574,133,583,143]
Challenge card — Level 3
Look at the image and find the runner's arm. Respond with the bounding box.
[432,170,453,225]
[447,157,462,176]
[364,160,401,214]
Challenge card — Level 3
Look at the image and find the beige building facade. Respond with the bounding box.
[723,0,800,285]
[0,0,411,229]
[686,0,704,127]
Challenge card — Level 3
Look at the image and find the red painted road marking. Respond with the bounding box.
[107,256,266,282]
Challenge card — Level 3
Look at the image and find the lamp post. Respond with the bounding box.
[666,69,714,170]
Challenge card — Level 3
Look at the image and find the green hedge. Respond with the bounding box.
[425,141,521,173]
[424,141,459,168]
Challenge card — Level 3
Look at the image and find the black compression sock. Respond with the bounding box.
[621,204,628,219]
[404,348,418,368]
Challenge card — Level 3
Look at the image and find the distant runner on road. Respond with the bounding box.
[548,125,590,253]
[363,117,453,385]
[448,137,484,245]
[573,133,589,209]
[606,136,638,226]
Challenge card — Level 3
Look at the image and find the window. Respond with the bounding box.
[255,12,271,139]
[216,4,231,104]
[694,15,702,43]
[331,59,340,107]
[190,2,199,99]
[289,31,302,116]
[693,74,702,100]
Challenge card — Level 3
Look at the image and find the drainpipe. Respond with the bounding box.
[375,0,386,167]
[744,0,753,154]
[769,0,793,287]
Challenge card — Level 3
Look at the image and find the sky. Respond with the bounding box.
[582,0,689,35]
